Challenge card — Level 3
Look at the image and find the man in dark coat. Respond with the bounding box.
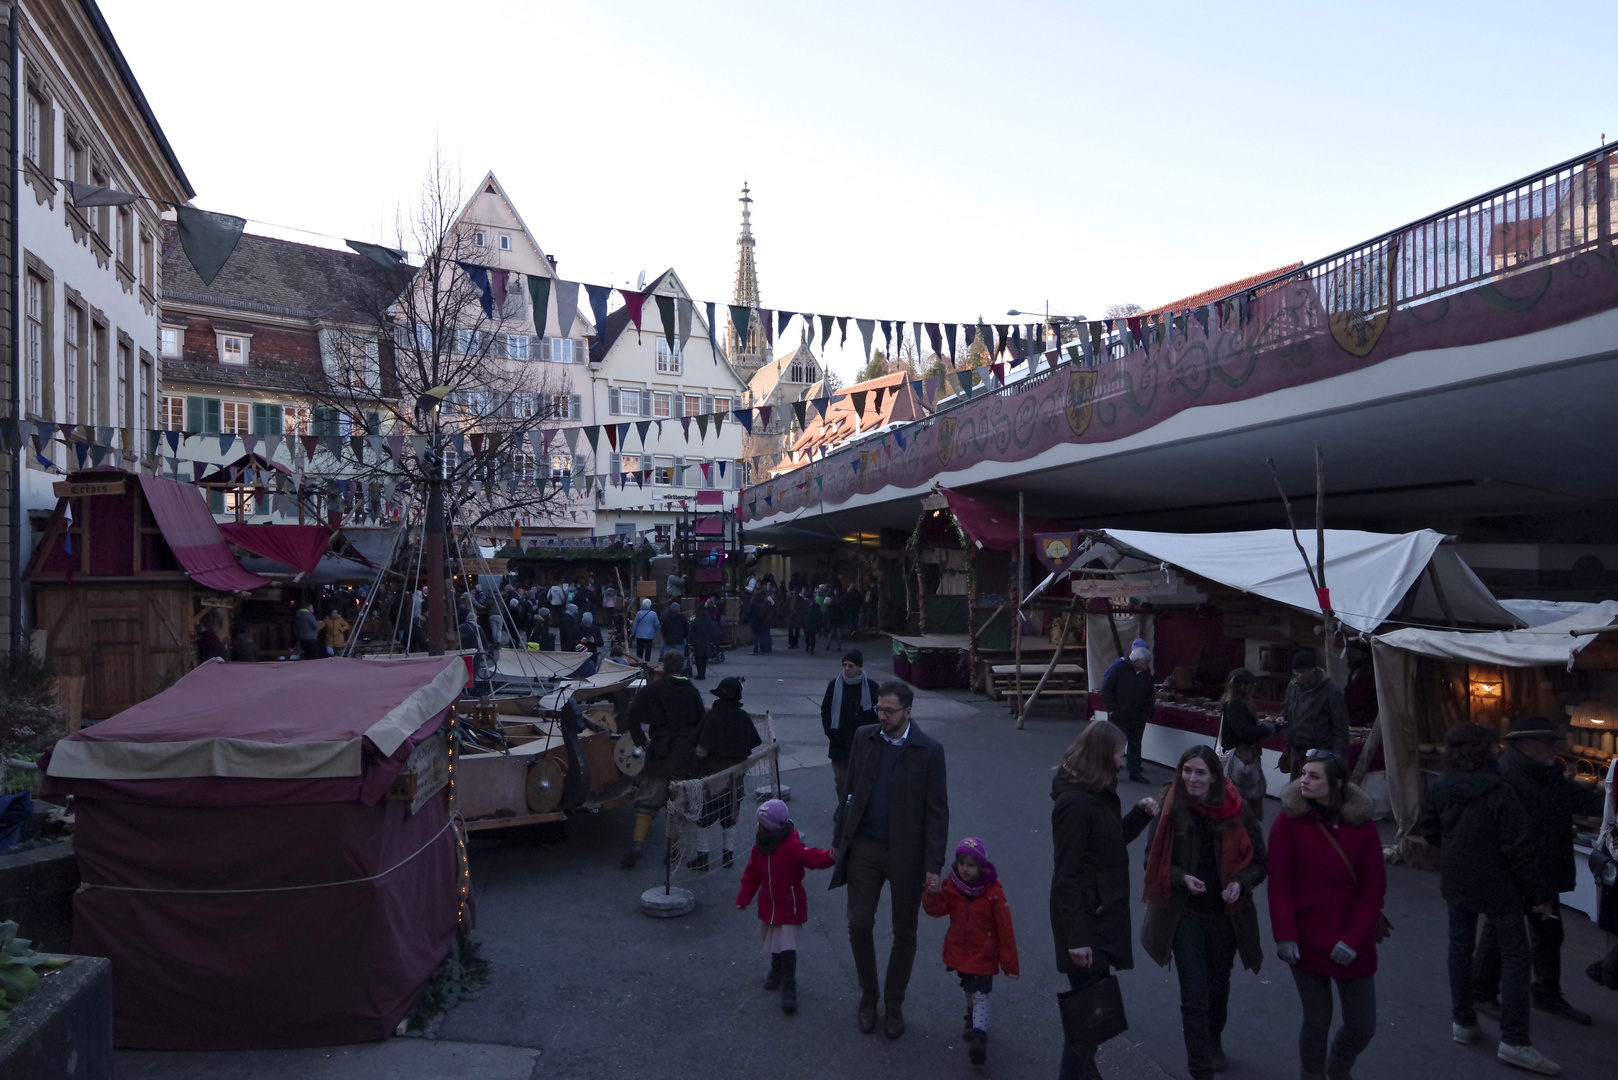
[803,590,824,656]
[689,675,764,870]
[1282,649,1351,777]
[1101,639,1156,783]
[620,652,706,868]
[686,603,716,681]
[830,681,948,1040]
[821,649,882,799]
[660,602,688,660]
[1474,717,1607,1024]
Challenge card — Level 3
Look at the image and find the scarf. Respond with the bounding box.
[949,859,998,900]
[829,672,872,730]
[756,823,793,856]
[1143,778,1254,910]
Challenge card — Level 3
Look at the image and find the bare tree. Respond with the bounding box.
[1104,302,1144,319]
[299,153,579,536]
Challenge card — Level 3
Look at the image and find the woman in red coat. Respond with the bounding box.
[922,837,1019,1065]
[1268,751,1386,1080]
[736,799,835,1014]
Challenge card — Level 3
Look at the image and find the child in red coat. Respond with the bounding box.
[922,836,1019,1064]
[736,798,834,1015]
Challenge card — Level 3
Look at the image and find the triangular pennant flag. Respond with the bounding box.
[894,428,907,450]
[411,435,428,459]
[489,269,510,314]
[175,206,246,286]
[758,405,773,429]
[712,413,724,436]
[993,324,1010,356]
[468,432,485,456]
[880,321,893,356]
[525,274,551,339]
[758,308,773,346]
[325,435,345,459]
[959,370,976,399]
[965,324,977,349]
[700,461,712,482]
[635,420,651,446]
[655,293,676,349]
[991,362,1005,386]
[872,388,886,413]
[450,432,465,456]
[264,435,283,461]
[584,284,613,339]
[777,310,794,338]
[617,422,630,448]
[564,426,580,455]
[529,430,546,459]
[736,408,753,434]
[820,314,835,353]
[728,304,752,344]
[850,390,868,418]
[457,262,495,318]
[792,400,808,429]
[300,434,319,459]
[837,316,848,348]
[561,474,572,496]
[679,416,691,442]
[718,461,728,479]
[634,470,646,489]
[218,433,236,456]
[706,301,719,361]
[944,323,958,361]
[677,297,694,351]
[696,414,708,439]
[554,279,581,336]
[166,430,181,454]
[856,318,875,362]
[242,434,259,457]
[924,375,941,404]
[812,396,831,420]
[605,424,619,451]
[619,289,648,342]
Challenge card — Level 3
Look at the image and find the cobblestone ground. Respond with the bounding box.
[120,636,1618,1079]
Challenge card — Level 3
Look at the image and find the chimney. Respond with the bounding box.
[546,255,557,269]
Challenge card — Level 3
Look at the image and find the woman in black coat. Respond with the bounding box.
[689,676,763,870]
[1050,719,1161,1080]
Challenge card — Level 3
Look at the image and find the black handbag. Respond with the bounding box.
[1057,973,1129,1051]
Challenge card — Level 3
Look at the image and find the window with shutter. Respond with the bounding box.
[674,455,685,486]
[702,395,714,415]
[653,392,671,418]
[252,403,282,435]
[365,411,382,434]
[610,453,621,474]
[207,488,225,514]
[672,394,684,418]
[312,406,339,436]
[608,386,620,415]
[570,394,581,420]
[640,389,653,418]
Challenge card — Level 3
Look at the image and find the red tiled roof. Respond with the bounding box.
[788,371,922,459]
[1139,262,1304,317]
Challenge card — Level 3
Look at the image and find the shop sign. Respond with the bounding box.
[52,480,125,497]
[1072,579,1175,599]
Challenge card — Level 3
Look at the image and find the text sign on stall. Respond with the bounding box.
[52,480,125,498]
[1072,579,1176,599]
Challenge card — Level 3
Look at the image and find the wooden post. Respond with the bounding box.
[1315,445,1330,640]
[1021,595,1080,723]
[1014,492,1024,723]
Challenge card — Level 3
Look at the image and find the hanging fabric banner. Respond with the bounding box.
[175,206,246,287]
[604,425,619,451]
[729,304,752,344]
[820,314,835,353]
[458,262,494,318]
[759,308,774,346]
[857,319,875,362]
[706,301,719,361]
[585,284,613,339]
[758,405,773,429]
[619,289,648,342]
[655,294,676,349]
[489,269,510,314]
[553,279,581,337]
[736,409,754,434]
[677,297,694,351]
[778,310,794,338]
[812,396,831,420]
[791,400,807,430]
[528,275,551,339]
[850,391,868,418]
[696,415,708,439]
[635,420,651,446]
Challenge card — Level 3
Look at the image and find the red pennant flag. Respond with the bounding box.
[605,424,619,450]
[619,289,648,342]
[300,434,319,460]
[468,433,484,456]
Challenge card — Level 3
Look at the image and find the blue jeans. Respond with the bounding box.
[1448,899,1532,1046]
[1058,966,1109,1080]
[1172,909,1238,1080]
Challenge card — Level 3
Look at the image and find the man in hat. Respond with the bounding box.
[1281,648,1350,778]
[1474,716,1607,1024]
[620,651,705,868]
[823,650,882,799]
[1101,639,1157,783]
[689,675,763,870]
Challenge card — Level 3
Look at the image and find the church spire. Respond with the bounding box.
[732,183,760,308]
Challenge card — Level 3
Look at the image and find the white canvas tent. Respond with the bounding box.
[1373,600,1618,846]
[1093,528,1520,634]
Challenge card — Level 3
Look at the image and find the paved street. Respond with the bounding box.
[118,639,1618,1079]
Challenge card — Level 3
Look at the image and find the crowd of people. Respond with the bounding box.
[608,634,1617,1078]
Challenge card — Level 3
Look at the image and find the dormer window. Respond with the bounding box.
[473,230,487,247]
[217,332,250,365]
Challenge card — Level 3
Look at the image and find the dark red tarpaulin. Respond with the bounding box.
[137,475,269,592]
[44,657,464,1049]
[938,487,1067,552]
[219,523,332,576]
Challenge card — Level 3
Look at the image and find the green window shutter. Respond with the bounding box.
[202,398,221,434]
[365,410,381,435]
[252,403,282,435]
[187,396,205,431]
[207,488,224,513]
[313,406,338,436]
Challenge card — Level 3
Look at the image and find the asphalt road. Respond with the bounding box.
[118,639,1618,1080]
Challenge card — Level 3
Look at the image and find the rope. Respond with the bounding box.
[79,813,463,896]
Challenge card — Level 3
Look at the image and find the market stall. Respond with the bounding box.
[1077,528,1519,801]
[1373,601,1618,913]
[40,656,465,1048]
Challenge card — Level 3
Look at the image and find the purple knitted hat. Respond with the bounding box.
[757,799,791,830]
[955,837,989,865]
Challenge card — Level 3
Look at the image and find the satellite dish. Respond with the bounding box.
[636,270,646,290]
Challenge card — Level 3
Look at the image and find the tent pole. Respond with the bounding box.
[1021,594,1078,722]
[1014,492,1024,725]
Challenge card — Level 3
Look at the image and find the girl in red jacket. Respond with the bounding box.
[736,798,834,1015]
[922,837,1020,1065]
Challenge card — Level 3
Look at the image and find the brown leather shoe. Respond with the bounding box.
[857,991,879,1034]
[884,1002,906,1039]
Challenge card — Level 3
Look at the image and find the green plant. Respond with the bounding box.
[0,653,55,707]
[404,924,488,1030]
[0,921,67,1030]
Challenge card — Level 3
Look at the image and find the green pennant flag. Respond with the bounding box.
[960,370,976,399]
[584,425,600,453]
[815,475,823,490]
[729,305,752,343]
[528,275,551,339]
[696,415,708,439]
[749,501,758,517]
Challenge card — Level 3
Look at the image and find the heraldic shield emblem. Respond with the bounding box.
[1065,370,1097,437]
[1326,248,1391,358]
[937,417,957,466]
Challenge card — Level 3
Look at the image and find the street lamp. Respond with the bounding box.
[1006,305,1086,351]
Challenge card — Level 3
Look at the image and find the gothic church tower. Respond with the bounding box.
[725,184,772,373]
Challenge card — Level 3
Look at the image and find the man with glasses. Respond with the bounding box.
[1282,649,1349,778]
[830,681,949,1041]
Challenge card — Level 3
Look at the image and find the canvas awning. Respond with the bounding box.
[1376,600,1618,669]
[219,523,331,576]
[1093,528,1520,634]
[137,475,269,592]
[938,487,1066,553]
[342,525,404,569]
[45,655,464,782]
[235,552,375,583]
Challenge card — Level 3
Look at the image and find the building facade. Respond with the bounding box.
[5,0,193,648]
[588,268,747,538]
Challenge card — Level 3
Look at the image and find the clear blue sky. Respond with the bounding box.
[107,0,1617,381]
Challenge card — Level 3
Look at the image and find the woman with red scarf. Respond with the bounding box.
[1140,745,1268,1080]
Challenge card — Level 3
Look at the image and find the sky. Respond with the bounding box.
[106,0,1618,383]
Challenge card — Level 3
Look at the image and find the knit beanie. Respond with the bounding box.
[955,836,989,865]
[843,648,864,667]
[757,798,791,830]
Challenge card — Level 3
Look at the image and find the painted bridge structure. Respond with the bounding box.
[742,144,1618,549]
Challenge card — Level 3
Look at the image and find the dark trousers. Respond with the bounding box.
[635,637,654,662]
[788,626,800,648]
[690,649,708,679]
[752,626,772,653]
[832,758,849,802]
[299,638,323,661]
[1121,714,1147,777]
[1448,899,1532,1046]
[804,630,817,655]
[1475,898,1565,1002]
[845,834,922,1005]
[1058,966,1110,1080]
[1172,910,1237,1080]
[1291,969,1376,1074]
